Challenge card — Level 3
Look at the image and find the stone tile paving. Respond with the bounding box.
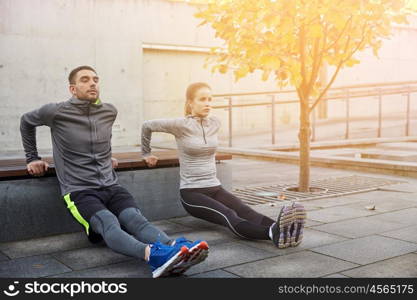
[224,251,358,278]
[341,253,417,278]
[0,255,71,278]
[2,157,417,278]
[0,232,92,259]
[311,235,417,265]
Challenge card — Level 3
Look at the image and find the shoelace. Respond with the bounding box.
[174,237,191,245]
[151,241,167,252]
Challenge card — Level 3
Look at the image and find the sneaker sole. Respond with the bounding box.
[290,203,306,247]
[171,241,209,275]
[277,205,296,249]
[152,246,189,278]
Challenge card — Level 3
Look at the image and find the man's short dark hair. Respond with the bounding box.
[68,66,97,84]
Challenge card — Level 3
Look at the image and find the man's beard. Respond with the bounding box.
[79,93,99,102]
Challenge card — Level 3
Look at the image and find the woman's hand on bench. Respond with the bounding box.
[27,160,49,177]
[144,155,158,168]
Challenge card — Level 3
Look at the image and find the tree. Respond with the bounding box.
[190,0,411,192]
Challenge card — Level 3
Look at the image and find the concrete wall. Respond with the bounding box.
[1,0,417,152]
[0,0,145,151]
[327,18,417,120]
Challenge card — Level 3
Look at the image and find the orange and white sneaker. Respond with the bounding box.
[170,238,209,275]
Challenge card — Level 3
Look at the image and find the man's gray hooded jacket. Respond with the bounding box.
[20,97,118,195]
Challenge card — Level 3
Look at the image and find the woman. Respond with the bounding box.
[141,82,306,248]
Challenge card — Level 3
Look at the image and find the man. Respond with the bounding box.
[20,66,208,278]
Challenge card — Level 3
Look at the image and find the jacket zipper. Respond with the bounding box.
[87,107,101,183]
[200,119,207,144]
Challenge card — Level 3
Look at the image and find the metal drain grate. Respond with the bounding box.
[233,175,405,205]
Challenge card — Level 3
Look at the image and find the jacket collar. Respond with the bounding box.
[186,114,210,125]
[69,96,102,108]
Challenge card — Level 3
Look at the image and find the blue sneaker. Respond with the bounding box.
[170,237,209,275]
[148,241,189,278]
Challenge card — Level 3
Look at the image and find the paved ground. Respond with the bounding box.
[1,157,417,278]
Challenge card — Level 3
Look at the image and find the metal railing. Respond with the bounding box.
[211,80,417,147]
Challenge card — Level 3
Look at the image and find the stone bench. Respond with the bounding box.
[0,150,232,242]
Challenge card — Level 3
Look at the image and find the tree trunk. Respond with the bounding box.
[298,98,311,192]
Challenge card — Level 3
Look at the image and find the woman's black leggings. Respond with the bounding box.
[180,185,275,240]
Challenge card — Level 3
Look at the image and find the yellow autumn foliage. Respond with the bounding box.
[191,0,410,108]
